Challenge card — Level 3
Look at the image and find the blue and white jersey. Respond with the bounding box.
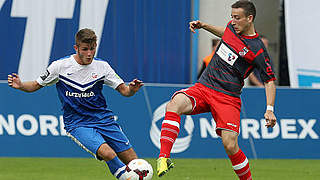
[36,55,124,132]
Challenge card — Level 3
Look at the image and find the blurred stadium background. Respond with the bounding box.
[0,0,319,179]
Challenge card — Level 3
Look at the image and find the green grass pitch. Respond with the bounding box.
[0,158,319,180]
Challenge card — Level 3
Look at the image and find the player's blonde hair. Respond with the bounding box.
[75,28,97,46]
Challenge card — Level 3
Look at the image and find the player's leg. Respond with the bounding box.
[157,84,210,177]
[100,122,137,165]
[221,130,252,180]
[117,147,138,165]
[97,143,129,179]
[211,90,252,180]
[158,84,211,177]
[157,93,193,177]
[67,127,127,180]
[159,93,193,158]
[97,122,140,179]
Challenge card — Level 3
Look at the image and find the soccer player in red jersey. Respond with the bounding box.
[157,1,277,179]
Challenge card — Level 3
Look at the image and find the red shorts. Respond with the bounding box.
[173,83,241,136]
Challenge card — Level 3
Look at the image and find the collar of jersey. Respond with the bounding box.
[241,32,259,39]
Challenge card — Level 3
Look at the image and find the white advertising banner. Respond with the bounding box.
[285,0,320,88]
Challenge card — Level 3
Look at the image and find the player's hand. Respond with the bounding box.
[189,20,204,33]
[264,110,276,128]
[129,79,144,93]
[8,73,22,89]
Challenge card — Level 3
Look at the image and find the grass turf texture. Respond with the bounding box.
[0,158,319,180]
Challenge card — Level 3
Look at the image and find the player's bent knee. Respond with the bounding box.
[166,101,179,112]
[222,141,238,155]
[97,143,117,161]
[223,142,235,151]
[166,93,193,114]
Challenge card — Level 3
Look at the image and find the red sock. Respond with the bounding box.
[228,149,252,180]
[159,111,181,158]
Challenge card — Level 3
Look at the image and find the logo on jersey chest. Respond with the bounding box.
[92,72,98,79]
[216,43,238,66]
[239,47,248,57]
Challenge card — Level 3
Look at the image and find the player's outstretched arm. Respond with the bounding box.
[116,78,144,97]
[8,73,42,92]
[189,20,225,37]
[264,80,277,128]
[248,72,264,87]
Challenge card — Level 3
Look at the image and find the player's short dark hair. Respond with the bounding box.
[231,0,256,21]
[75,28,97,46]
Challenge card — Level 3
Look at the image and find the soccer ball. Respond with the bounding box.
[125,159,153,180]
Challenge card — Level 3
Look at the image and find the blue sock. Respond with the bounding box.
[106,156,126,179]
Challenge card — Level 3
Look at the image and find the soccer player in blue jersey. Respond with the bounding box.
[157,1,277,179]
[8,28,143,180]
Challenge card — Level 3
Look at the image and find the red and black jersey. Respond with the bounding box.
[199,21,276,97]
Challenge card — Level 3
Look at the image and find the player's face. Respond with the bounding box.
[74,42,96,65]
[231,8,252,35]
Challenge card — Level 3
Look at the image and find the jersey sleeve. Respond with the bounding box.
[103,62,124,89]
[253,51,276,83]
[36,61,60,86]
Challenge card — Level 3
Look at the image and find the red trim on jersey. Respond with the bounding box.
[208,74,242,86]
[209,65,232,75]
[223,27,242,52]
[243,65,254,78]
[222,22,257,63]
[265,77,276,83]
[241,33,259,39]
[254,49,264,58]
[243,52,256,63]
[264,57,275,76]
